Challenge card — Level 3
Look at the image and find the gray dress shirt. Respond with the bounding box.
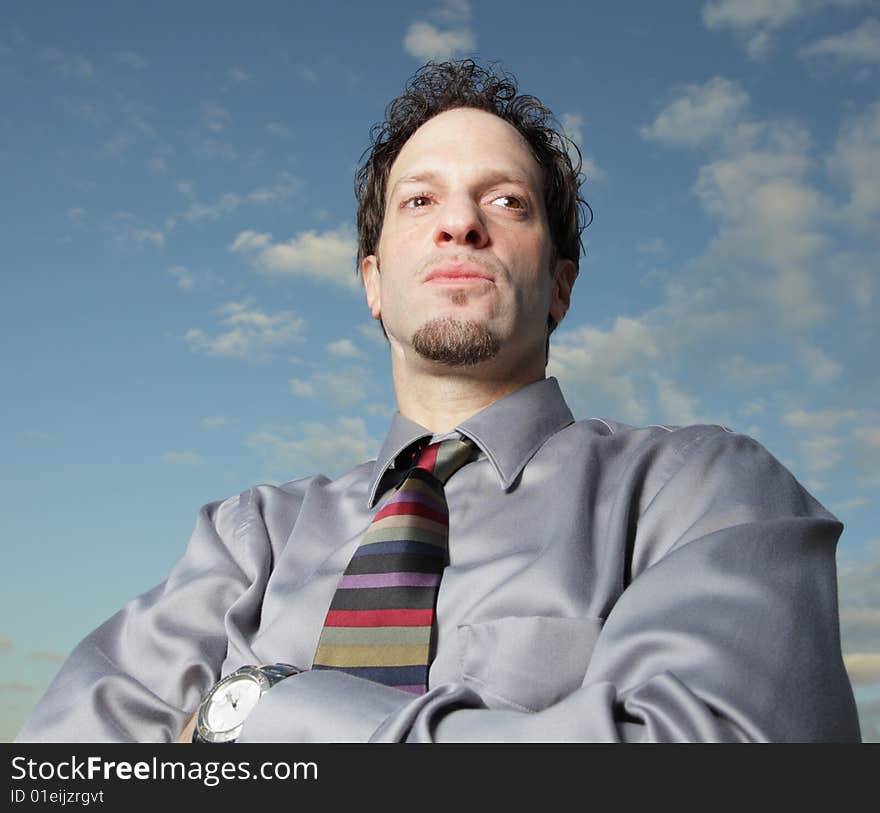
[16,377,860,742]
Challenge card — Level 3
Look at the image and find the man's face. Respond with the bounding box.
[362,107,574,375]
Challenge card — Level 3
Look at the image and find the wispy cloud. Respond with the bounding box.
[114,50,147,70]
[800,16,880,64]
[289,366,370,408]
[0,635,11,652]
[844,652,880,684]
[230,225,358,290]
[325,338,364,359]
[227,66,252,83]
[0,681,36,693]
[184,300,306,360]
[560,112,604,182]
[838,539,880,654]
[28,650,66,665]
[168,265,196,290]
[102,213,164,250]
[403,0,476,60]
[41,47,94,81]
[162,451,205,467]
[828,100,880,232]
[246,417,379,480]
[202,416,235,431]
[199,101,231,133]
[179,172,300,223]
[640,76,750,148]
[701,0,868,58]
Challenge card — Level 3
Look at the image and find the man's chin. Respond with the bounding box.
[411,317,499,366]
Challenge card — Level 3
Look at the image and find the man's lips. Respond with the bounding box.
[423,265,495,285]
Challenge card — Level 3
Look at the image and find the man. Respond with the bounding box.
[17,61,860,742]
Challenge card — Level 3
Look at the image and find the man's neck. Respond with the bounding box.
[391,356,546,434]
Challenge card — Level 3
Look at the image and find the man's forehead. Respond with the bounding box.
[387,107,540,186]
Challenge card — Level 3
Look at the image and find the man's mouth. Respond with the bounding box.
[424,264,495,285]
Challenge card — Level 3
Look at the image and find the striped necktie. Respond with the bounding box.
[312,436,476,694]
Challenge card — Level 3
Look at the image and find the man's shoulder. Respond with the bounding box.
[563,415,740,459]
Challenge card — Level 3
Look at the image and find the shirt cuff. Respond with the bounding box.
[236,669,415,743]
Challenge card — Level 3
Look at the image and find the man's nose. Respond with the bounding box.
[432,195,489,249]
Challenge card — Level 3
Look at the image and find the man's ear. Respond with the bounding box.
[362,254,382,320]
[549,258,578,326]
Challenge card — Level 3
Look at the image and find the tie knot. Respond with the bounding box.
[412,436,475,485]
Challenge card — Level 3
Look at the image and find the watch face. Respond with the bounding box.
[200,673,263,742]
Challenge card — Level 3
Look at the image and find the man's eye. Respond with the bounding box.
[491,195,524,209]
[404,195,433,208]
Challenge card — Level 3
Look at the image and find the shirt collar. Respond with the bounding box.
[367,377,574,507]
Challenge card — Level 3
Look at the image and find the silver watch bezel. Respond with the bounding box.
[194,666,272,744]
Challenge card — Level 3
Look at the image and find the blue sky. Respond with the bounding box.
[1,0,878,741]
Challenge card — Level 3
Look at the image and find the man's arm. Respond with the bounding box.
[237,430,860,742]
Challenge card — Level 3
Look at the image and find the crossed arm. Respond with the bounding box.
[16,431,861,743]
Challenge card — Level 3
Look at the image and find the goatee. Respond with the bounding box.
[411,317,499,366]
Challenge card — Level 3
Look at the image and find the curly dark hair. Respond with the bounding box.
[355,60,592,329]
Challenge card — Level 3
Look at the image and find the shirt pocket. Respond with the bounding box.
[457,615,604,713]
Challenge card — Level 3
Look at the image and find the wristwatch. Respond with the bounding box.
[192,663,300,743]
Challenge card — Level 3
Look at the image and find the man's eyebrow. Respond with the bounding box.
[389,169,535,197]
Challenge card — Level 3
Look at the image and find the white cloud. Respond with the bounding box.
[288,379,316,397]
[162,451,205,466]
[434,0,472,22]
[782,408,860,430]
[100,133,135,157]
[549,316,663,424]
[180,173,299,222]
[838,541,880,656]
[641,77,750,147]
[297,65,319,83]
[230,225,358,290]
[289,366,370,408]
[202,416,235,430]
[266,122,293,138]
[561,112,604,182]
[358,321,387,345]
[637,238,668,257]
[832,496,868,512]
[719,355,785,386]
[654,377,702,425]
[828,100,880,232]
[196,138,237,161]
[66,206,86,223]
[168,265,195,290]
[800,16,880,63]
[103,213,164,250]
[184,192,241,222]
[246,417,379,479]
[227,67,252,83]
[185,300,305,360]
[199,101,231,133]
[403,22,475,60]
[114,50,147,70]
[796,343,843,383]
[701,0,866,57]
[326,338,363,358]
[42,48,94,80]
[797,434,844,472]
[843,652,880,684]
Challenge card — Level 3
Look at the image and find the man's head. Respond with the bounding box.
[356,60,589,374]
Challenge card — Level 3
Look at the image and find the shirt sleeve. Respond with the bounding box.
[240,429,861,743]
[15,493,259,743]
